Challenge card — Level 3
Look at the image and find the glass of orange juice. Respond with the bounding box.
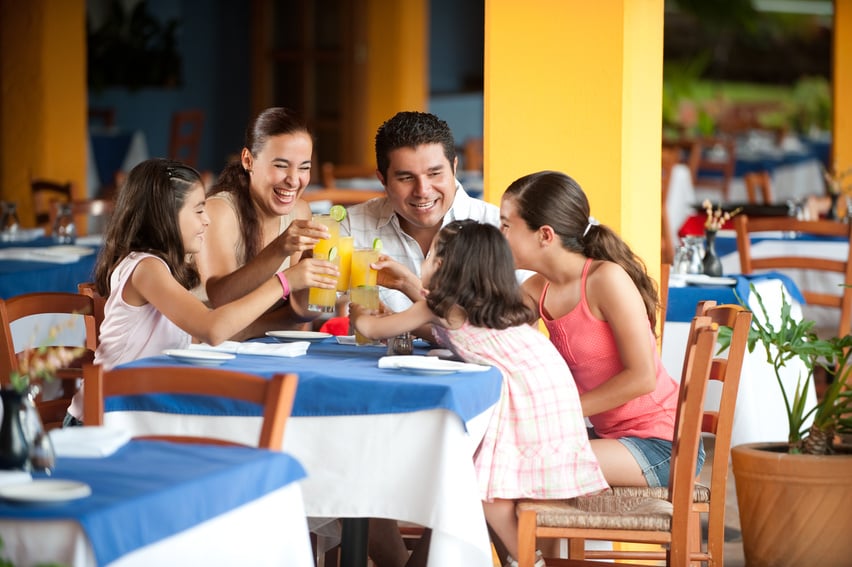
[308,214,340,313]
[336,236,354,292]
[349,285,382,345]
[350,248,379,288]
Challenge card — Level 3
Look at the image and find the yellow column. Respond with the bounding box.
[835,0,852,171]
[0,0,86,226]
[362,0,429,165]
[484,0,664,271]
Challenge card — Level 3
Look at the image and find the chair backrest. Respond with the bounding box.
[30,178,73,227]
[88,107,116,129]
[694,300,752,564]
[168,109,204,168]
[320,162,378,188]
[734,214,852,337]
[694,137,736,202]
[463,137,483,172]
[0,292,97,430]
[744,170,774,204]
[83,364,298,450]
[77,282,105,344]
[47,199,114,237]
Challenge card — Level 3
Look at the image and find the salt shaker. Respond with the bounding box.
[387,332,413,355]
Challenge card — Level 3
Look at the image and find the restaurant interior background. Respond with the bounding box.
[85,0,834,187]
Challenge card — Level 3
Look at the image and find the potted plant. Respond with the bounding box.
[719,285,852,567]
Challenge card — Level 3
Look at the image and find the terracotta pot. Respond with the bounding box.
[732,443,852,567]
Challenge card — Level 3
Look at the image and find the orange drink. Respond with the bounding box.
[308,214,340,313]
[350,248,379,288]
[336,236,354,292]
[349,285,382,345]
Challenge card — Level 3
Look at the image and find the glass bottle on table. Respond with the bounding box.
[51,203,77,244]
[308,214,340,313]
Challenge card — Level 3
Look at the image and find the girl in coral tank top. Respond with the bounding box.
[500,170,703,491]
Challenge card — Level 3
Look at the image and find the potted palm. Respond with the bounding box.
[720,285,852,567]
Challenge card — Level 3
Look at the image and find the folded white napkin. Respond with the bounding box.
[190,341,309,358]
[0,470,32,487]
[378,355,490,373]
[49,426,132,458]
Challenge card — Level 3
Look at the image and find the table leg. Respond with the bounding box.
[340,517,369,567]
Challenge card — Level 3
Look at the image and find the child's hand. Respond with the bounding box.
[275,219,328,256]
[373,255,424,301]
[285,258,339,291]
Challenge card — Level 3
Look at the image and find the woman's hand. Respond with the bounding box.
[273,219,329,257]
[373,255,424,301]
[283,258,339,291]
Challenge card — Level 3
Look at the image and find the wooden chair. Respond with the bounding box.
[46,198,114,237]
[77,282,105,343]
[31,178,73,227]
[462,137,483,172]
[516,315,721,567]
[88,107,116,129]
[694,138,736,202]
[168,109,204,168]
[734,214,852,338]
[83,364,298,450]
[744,170,774,204]
[587,302,752,566]
[320,162,378,189]
[0,292,97,431]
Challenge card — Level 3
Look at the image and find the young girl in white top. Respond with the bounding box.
[350,220,606,565]
[64,158,338,423]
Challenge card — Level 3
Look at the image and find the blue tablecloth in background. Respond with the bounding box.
[0,440,305,565]
[0,237,98,298]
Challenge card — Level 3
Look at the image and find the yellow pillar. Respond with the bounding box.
[362,0,429,166]
[0,0,87,227]
[835,0,852,172]
[484,0,664,271]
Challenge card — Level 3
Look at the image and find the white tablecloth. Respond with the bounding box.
[663,277,816,447]
[105,406,496,567]
[0,482,313,567]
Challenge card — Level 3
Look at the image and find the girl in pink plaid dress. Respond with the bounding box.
[350,220,607,563]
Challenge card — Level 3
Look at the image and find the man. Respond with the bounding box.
[341,110,500,313]
[339,111,502,567]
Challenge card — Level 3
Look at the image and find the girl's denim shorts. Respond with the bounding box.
[619,436,706,488]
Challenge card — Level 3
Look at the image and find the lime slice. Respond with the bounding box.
[329,205,346,222]
[372,238,383,251]
[327,246,338,262]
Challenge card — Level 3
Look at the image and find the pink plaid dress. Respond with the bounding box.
[433,322,608,501]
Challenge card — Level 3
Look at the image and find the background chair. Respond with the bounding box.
[0,292,97,430]
[30,178,73,228]
[47,198,114,237]
[516,316,720,567]
[734,214,852,339]
[168,109,204,168]
[77,282,105,343]
[320,162,378,189]
[744,170,774,204]
[694,137,736,203]
[83,364,298,450]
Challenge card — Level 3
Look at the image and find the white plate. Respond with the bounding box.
[0,479,91,503]
[383,356,490,375]
[163,348,236,366]
[43,245,96,256]
[266,330,333,343]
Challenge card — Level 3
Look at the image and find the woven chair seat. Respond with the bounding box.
[517,495,674,532]
[609,483,711,503]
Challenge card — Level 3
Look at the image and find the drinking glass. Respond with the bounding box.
[336,236,354,292]
[308,214,340,313]
[349,285,382,346]
[350,248,380,288]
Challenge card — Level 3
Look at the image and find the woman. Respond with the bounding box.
[196,107,338,339]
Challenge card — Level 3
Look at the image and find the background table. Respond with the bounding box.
[86,129,148,197]
[0,440,313,567]
[105,340,504,567]
[664,274,816,447]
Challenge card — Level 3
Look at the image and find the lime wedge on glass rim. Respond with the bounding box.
[372,238,383,252]
[329,205,346,222]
